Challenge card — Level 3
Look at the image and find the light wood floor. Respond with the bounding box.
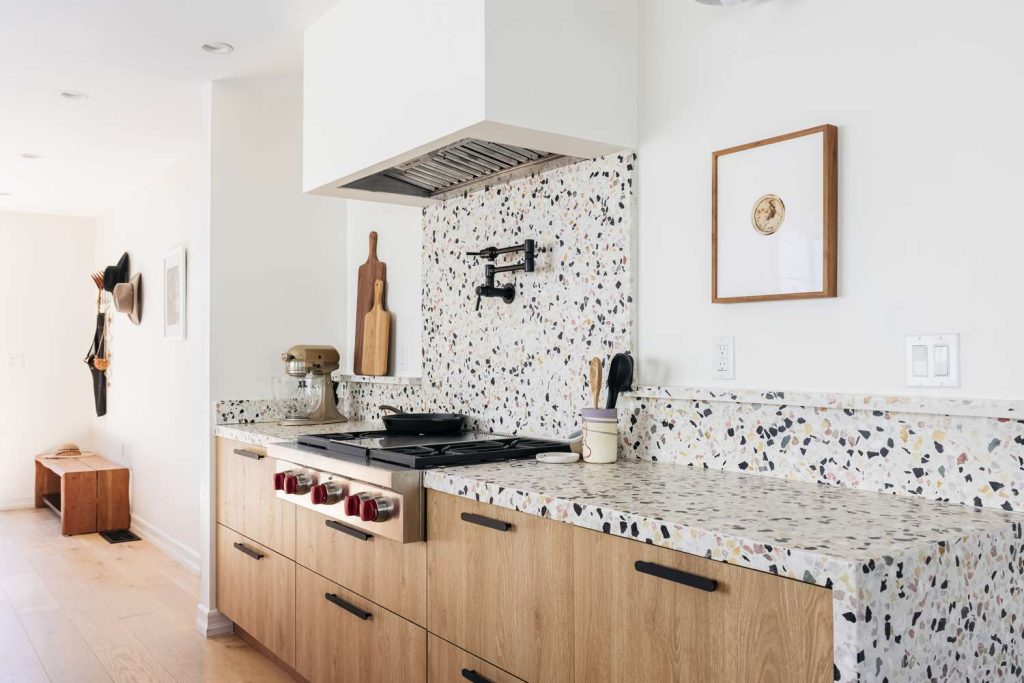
[0,507,294,683]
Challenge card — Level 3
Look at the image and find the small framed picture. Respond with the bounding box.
[163,246,187,340]
[712,125,838,303]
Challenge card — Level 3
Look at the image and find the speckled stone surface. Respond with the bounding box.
[215,398,285,425]
[619,392,1024,514]
[213,420,383,447]
[630,386,1024,420]
[341,152,635,435]
[424,459,1024,682]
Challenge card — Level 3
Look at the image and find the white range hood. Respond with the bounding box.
[303,0,637,206]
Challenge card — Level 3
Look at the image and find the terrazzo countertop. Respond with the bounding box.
[213,420,384,447]
[424,459,1024,681]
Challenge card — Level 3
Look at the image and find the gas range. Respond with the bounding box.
[267,430,569,543]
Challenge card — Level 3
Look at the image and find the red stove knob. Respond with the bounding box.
[311,480,345,505]
[359,496,395,523]
[284,471,315,495]
[344,492,371,517]
[273,472,287,491]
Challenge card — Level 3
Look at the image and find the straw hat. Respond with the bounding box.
[113,272,142,325]
[53,443,82,457]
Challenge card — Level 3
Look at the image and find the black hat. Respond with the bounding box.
[103,252,130,293]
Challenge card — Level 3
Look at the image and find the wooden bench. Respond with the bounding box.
[34,454,130,536]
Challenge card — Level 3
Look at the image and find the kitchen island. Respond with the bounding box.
[425,458,1023,681]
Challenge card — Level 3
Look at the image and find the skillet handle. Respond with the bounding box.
[379,405,403,415]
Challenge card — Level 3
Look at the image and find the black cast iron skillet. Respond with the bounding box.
[379,405,466,435]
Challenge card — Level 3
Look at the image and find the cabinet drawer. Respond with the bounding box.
[295,565,426,683]
[295,505,426,626]
[428,635,524,683]
[426,491,573,683]
[216,525,295,666]
[574,527,833,683]
[216,437,295,558]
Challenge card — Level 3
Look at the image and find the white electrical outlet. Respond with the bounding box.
[6,353,25,369]
[905,334,960,387]
[396,342,410,375]
[712,336,735,380]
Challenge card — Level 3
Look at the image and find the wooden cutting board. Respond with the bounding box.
[353,231,386,375]
[361,280,391,376]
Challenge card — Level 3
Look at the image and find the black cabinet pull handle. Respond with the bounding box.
[325,519,372,541]
[233,542,264,560]
[634,561,718,592]
[461,669,492,683]
[460,512,511,532]
[325,592,371,620]
[233,448,265,460]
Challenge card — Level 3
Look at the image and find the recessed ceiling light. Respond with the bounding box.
[58,89,89,100]
[20,153,41,159]
[201,42,234,54]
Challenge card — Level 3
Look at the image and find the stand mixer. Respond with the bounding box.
[276,345,347,426]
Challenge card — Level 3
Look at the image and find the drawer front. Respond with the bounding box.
[426,491,573,683]
[295,565,426,683]
[573,527,834,683]
[428,635,524,683]
[216,437,295,558]
[295,505,427,626]
[216,525,295,665]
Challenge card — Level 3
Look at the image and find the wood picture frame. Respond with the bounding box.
[712,124,838,303]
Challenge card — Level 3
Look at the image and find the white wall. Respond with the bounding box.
[637,0,1024,399]
[210,73,348,400]
[0,211,96,509]
[345,201,423,376]
[92,141,210,568]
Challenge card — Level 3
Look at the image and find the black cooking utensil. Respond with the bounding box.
[379,405,466,435]
[604,352,634,409]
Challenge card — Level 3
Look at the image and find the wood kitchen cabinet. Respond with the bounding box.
[426,491,573,683]
[216,437,295,558]
[295,565,426,683]
[427,634,524,683]
[573,527,834,683]
[216,524,295,666]
[295,505,427,626]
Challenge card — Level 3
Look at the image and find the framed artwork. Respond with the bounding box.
[163,246,187,340]
[712,124,838,303]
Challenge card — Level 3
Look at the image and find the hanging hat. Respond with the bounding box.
[103,252,130,293]
[113,272,142,325]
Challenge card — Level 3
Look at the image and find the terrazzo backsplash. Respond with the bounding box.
[341,151,636,437]
[619,387,1024,515]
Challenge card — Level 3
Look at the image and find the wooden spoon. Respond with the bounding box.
[589,357,603,409]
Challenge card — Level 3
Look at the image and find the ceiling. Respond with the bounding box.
[0,0,339,217]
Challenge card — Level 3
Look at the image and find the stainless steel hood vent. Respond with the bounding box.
[340,138,578,201]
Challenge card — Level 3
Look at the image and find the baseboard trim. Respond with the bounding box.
[0,496,35,511]
[196,604,234,638]
[130,514,201,575]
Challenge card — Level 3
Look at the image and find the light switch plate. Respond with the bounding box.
[712,336,734,380]
[6,353,25,369]
[905,334,959,387]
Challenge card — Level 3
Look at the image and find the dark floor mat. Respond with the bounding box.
[99,529,141,544]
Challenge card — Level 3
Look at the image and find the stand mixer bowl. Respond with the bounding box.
[272,375,323,423]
